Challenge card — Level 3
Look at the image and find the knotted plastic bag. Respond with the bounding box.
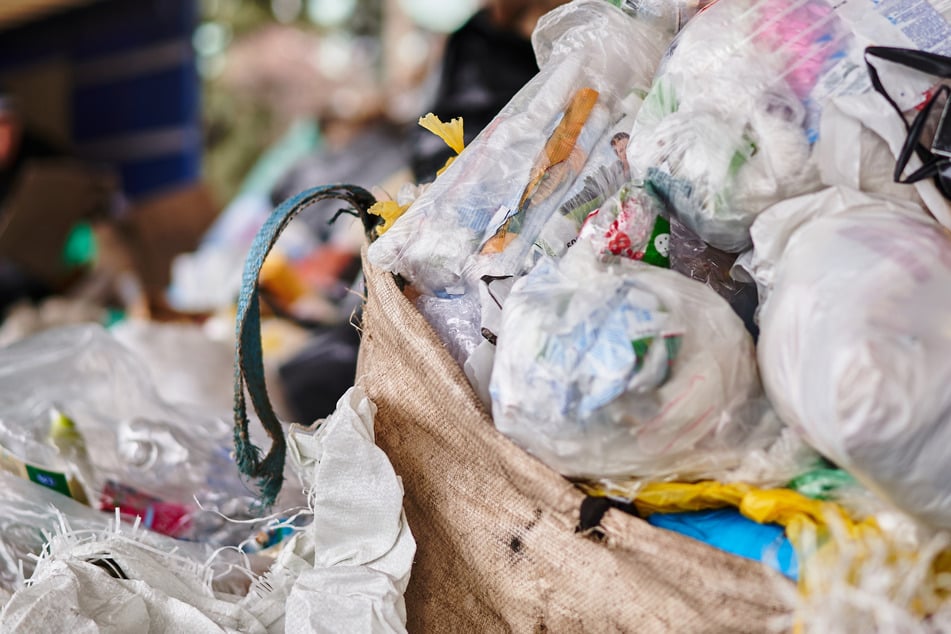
[753,186,951,529]
[490,241,775,480]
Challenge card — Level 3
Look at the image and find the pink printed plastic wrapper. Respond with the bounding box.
[100,480,193,538]
[577,185,670,266]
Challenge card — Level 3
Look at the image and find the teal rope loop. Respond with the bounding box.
[234,184,377,507]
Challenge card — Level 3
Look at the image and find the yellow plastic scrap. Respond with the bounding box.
[418,113,465,175]
[588,478,951,626]
[592,480,869,539]
[368,113,466,235]
[632,481,750,516]
[367,199,408,236]
[418,113,465,154]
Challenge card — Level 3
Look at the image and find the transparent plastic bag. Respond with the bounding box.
[667,216,760,336]
[0,325,301,546]
[490,241,775,480]
[528,100,641,264]
[627,0,951,253]
[368,0,672,296]
[607,0,718,31]
[754,186,951,529]
[414,293,483,368]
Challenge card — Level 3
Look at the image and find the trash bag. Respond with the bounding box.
[628,0,951,252]
[490,241,776,480]
[753,186,951,529]
[368,0,672,296]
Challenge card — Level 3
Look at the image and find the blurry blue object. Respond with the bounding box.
[648,508,798,580]
[0,0,201,201]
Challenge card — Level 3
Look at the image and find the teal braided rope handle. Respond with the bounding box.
[234,184,377,506]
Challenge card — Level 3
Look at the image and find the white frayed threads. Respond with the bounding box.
[779,512,951,634]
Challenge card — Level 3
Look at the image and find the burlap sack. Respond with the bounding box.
[357,249,793,632]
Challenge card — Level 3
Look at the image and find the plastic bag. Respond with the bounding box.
[667,216,760,336]
[606,0,717,31]
[0,325,301,545]
[490,241,775,480]
[528,99,641,263]
[627,0,951,253]
[414,292,483,368]
[647,508,797,579]
[753,186,951,529]
[368,0,671,296]
[566,184,760,332]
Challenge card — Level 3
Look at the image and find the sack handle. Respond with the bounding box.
[234,184,377,507]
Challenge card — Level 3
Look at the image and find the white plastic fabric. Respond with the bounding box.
[245,387,415,633]
[490,241,774,479]
[0,387,415,633]
[0,471,250,599]
[627,0,951,253]
[753,186,951,529]
[368,0,671,296]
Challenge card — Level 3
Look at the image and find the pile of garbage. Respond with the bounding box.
[2,0,951,630]
[367,0,951,629]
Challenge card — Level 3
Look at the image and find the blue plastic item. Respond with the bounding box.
[648,508,798,580]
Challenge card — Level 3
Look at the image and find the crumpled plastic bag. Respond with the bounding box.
[368,0,671,296]
[0,387,415,633]
[752,186,951,529]
[0,324,301,545]
[568,184,760,332]
[575,184,671,265]
[628,0,951,253]
[490,241,775,479]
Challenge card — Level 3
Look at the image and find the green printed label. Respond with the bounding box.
[25,464,74,498]
[641,215,671,268]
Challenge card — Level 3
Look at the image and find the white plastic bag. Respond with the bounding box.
[628,0,951,253]
[490,242,774,480]
[754,186,951,529]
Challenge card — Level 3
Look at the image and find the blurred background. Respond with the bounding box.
[0,0,563,423]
